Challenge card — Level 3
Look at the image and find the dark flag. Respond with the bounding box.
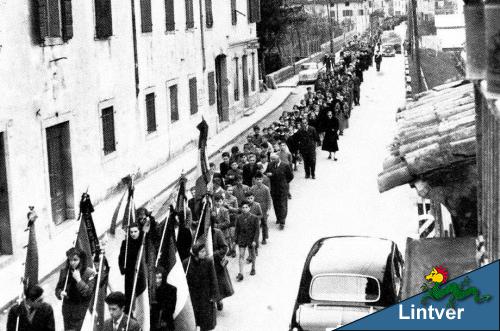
[176,174,188,228]
[24,207,39,290]
[195,119,213,201]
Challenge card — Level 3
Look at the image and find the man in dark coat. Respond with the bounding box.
[151,267,177,331]
[294,118,321,179]
[242,153,258,187]
[375,51,383,71]
[103,291,141,331]
[219,152,231,179]
[266,153,294,229]
[184,242,218,331]
[7,285,55,331]
[212,228,234,311]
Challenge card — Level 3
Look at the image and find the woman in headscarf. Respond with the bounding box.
[321,110,340,160]
[55,247,96,331]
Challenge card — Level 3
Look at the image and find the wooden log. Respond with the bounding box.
[377,163,414,193]
[449,137,477,156]
[382,155,404,170]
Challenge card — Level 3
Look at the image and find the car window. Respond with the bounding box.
[301,64,316,70]
[309,274,381,303]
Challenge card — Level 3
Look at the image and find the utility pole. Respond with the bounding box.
[327,1,335,54]
[410,0,422,92]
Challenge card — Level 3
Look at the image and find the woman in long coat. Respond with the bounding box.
[184,242,218,331]
[321,110,340,160]
[213,228,234,310]
[55,247,96,331]
[334,102,347,135]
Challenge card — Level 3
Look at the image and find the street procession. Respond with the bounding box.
[2,0,500,330]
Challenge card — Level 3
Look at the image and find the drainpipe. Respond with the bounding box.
[130,0,140,96]
[199,0,207,71]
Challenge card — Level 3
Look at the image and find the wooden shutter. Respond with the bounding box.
[185,0,194,28]
[231,0,237,25]
[189,78,198,115]
[234,58,239,101]
[165,0,175,31]
[169,85,179,122]
[146,93,157,132]
[248,0,260,23]
[37,0,49,41]
[101,106,116,155]
[208,72,215,106]
[205,0,213,28]
[141,0,152,33]
[95,0,113,39]
[61,0,73,41]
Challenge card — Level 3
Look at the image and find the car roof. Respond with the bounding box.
[308,236,393,281]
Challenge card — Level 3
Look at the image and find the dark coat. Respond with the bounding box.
[219,161,231,179]
[267,161,294,196]
[118,236,146,313]
[294,126,320,156]
[102,314,142,331]
[7,301,55,331]
[242,163,258,187]
[235,213,260,246]
[211,206,231,239]
[212,228,234,300]
[321,117,339,153]
[151,282,177,331]
[183,257,218,330]
[176,225,193,262]
[55,265,96,331]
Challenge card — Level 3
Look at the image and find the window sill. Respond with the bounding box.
[185,27,196,32]
[94,35,114,42]
[102,149,119,164]
[146,130,159,141]
[165,30,176,35]
[42,37,64,47]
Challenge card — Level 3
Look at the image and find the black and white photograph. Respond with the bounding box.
[0,0,499,330]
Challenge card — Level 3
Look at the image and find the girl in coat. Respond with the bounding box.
[55,247,96,331]
[321,110,340,160]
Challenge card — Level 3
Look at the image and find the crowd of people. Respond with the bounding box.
[6,34,380,331]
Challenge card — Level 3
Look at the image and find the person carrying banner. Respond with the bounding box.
[150,266,177,331]
[118,222,143,314]
[6,285,55,331]
[55,247,96,331]
[212,227,234,311]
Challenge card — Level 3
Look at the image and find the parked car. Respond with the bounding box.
[382,44,396,57]
[289,236,404,331]
[381,31,402,54]
[298,62,322,84]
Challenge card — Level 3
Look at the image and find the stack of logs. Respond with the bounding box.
[378,81,476,193]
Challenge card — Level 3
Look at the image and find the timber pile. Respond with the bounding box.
[378,81,476,193]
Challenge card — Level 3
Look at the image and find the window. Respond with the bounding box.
[247,0,261,23]
[251,53,256,92]
[234,57,240,101]
[369,1,373,7]
[231,0,237,25]
[101,106,116,155]
[36,0,74,42]
[169,84,179,122]
[208,72,216,106]
[165,0,175,31]
[358,9,364,15]
[206,0,213,28]
[189,78,198,114]
[145,93,157,133]
[185,0,194,28]
[342,9,353,16]
[140,0,152,33]
[95,0,112,39]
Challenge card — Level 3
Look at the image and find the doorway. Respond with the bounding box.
[242,54,249,107]
[215,54,230,122]
[0,133,12,255]
[46,122,75,225]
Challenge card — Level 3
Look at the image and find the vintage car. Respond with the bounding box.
[381,31,402,54]
[382,44,396,57]
[289,236,404,331]
[298,62,322,84]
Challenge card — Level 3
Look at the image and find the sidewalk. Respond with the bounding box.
[0,82,295,312]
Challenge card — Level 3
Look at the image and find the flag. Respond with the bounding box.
[109,190,127,235]
[129,236,150,331]
[160,213,197,330]
[109,177,135,235]
[194,119,213,200]
[24,208,39,290]
[176,174,188,228]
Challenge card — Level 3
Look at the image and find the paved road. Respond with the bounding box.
[215,53,419,331]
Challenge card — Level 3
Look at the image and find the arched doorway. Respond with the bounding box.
[215,54,229,122]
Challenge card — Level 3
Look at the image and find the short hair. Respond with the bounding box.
[254,172,263,179]
[245,191,254,197]
[231,146,239,154]
[222,152,230,158]
[214,194,224,201]
[25,285,44,301]
[105,291,127,308]
[253,125,260,130]
[209,162,215,168]
[241,200,250,207]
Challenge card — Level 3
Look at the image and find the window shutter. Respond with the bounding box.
[254,0,261,22]
[231,0,237,25]
[141,0,153,33]
[165,0,175,31]
[208,72,216,106]
[95,0,113,39]
[36,0,49,41]
[247,0,253,23]
[205,0,213,28]
[186,0,194,28]
[61,0,73,41]
[146,93,157,132]
[169,85,179,122]
[101,106,116,155]
[189,78,198,114]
